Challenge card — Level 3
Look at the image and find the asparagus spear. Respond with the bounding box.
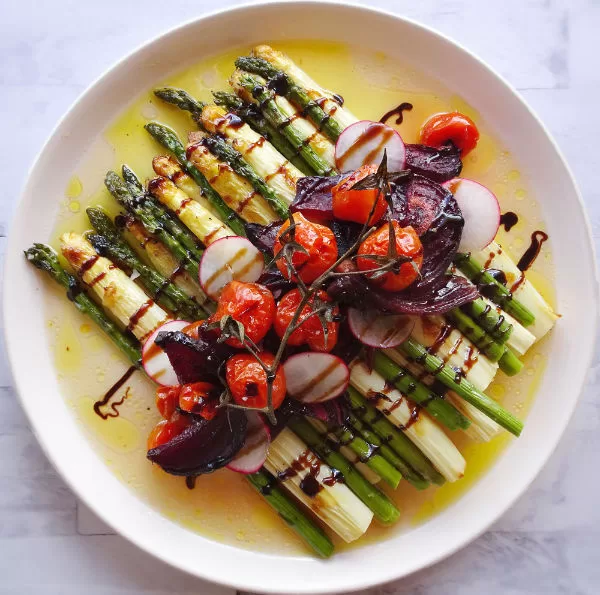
[105,171,201,281]
[398,338,524,436]
[498,348,524,376]
[309,419,402,489]
[86,208,205,320]
[121,165,205,261]
[461,297,514,343]
[144,122,246,236]
[345,412,429,490]
[347,387,444,486]
[154,88,290,219]
[24,244,142,364]
[235,56,343,142]
[213,90,311,174]
[26,243,332,557]
[289,418,400,524]
[370,351,471,431]
[454,252,535,326]
[445,308,506,362]
[245,469,334,558]
[231,71,336,177]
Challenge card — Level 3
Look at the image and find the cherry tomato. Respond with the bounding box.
[178,382,219,420]
[226,352,286,410]
[420,112,479,156]
[212,281,275,348]
[273,213,337,284]
[155,386,181,419]
[332,165,387,225]
[183,320,205,340]
[274,289,339,352]
[357,221,423,291]
[147,413,190,450]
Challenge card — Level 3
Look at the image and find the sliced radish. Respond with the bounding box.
[335,120,406,173]
[227,412,271,474]
[199,236,264,300]
[283,352,349,403]
[142,320,190,386]
[443,178,500,252]
[348,309,415,348]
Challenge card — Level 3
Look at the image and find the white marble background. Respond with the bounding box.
[1,0,599,593]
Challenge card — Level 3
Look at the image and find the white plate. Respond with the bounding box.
[3,2,598,593]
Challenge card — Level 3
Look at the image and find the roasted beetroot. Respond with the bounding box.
[245,220,282,254]
[147,408,247,476]
[405,143,462,183]
[290,174,347,221]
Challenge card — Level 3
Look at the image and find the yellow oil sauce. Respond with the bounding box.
[45,40,555,556]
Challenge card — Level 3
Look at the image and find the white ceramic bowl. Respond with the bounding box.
[3,2,598,593]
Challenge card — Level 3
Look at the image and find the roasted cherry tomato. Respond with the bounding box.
[212,281,275,348]
[332,165,387,225]
[274,289,339,352]
[226,352,286,410]
[273,213,337,284]
[147,412,190,450]
[178,382,219,420]
[420,111,479,156]
[155,386,181,419]
[182,320,205,340]
[357,221,423,291]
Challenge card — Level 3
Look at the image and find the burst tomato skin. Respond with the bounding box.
[212,281,275,348]
[357,221,423,291]
[156,386,181,419]
[147,412,190,450]
[273,213,338,284]
[225,352,286,410]
[274,289,339,352]
[420,112,479,156]
[178,382,219,420]
[332,165,387,225]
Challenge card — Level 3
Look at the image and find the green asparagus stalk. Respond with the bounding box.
[121,165,204,261]
[213,91,311,175]
[86,208,205,320]
[235,73,336,177]
[345,413,428,490]
[320,422,402,489]
[144,122,246,236]
[445,308,506,362]
[398,338,524,436]
[454,253,535,326]
[347,387,445,486]
[289,418,400,524]
[246,469,334,558]
[104,171,200,281]
[498,348,524,376]
[154,88,289,219]
[25,244,142,363]
[461,297,514,343]
[371,351,470,431]
[235,56,343,142]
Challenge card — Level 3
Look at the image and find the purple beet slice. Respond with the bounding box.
[405,143,462,183]
[290,174,347,221]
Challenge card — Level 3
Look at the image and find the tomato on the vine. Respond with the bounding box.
[274,289,339,352]
[155,386,181,419]
[211,281,275,348]
[273,213,338,284]
[357,220,423,292]
[225,352,286,410]
[147,412,190,450]
[332,164,387,225]
[178,382,219,420]
[420,112,479,156]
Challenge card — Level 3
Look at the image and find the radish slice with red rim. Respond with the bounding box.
[226,411,270,474]
[199,236,264,300]
[283,352,349,403]
[443,178,500,252]
[348,309,415,348]
[335,120,406,173]
[142,320,191,386]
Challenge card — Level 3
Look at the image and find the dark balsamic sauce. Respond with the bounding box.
[185,476,197,490]
[485,268,507,286]
[517,231,549,272]
[299,474,322,497]
[93,365,137,420]
[499,211,519,232]
[379,102,413,126]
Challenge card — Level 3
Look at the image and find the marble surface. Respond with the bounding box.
[1,0,599,593]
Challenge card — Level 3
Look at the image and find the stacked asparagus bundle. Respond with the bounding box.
[26,45,557,557]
